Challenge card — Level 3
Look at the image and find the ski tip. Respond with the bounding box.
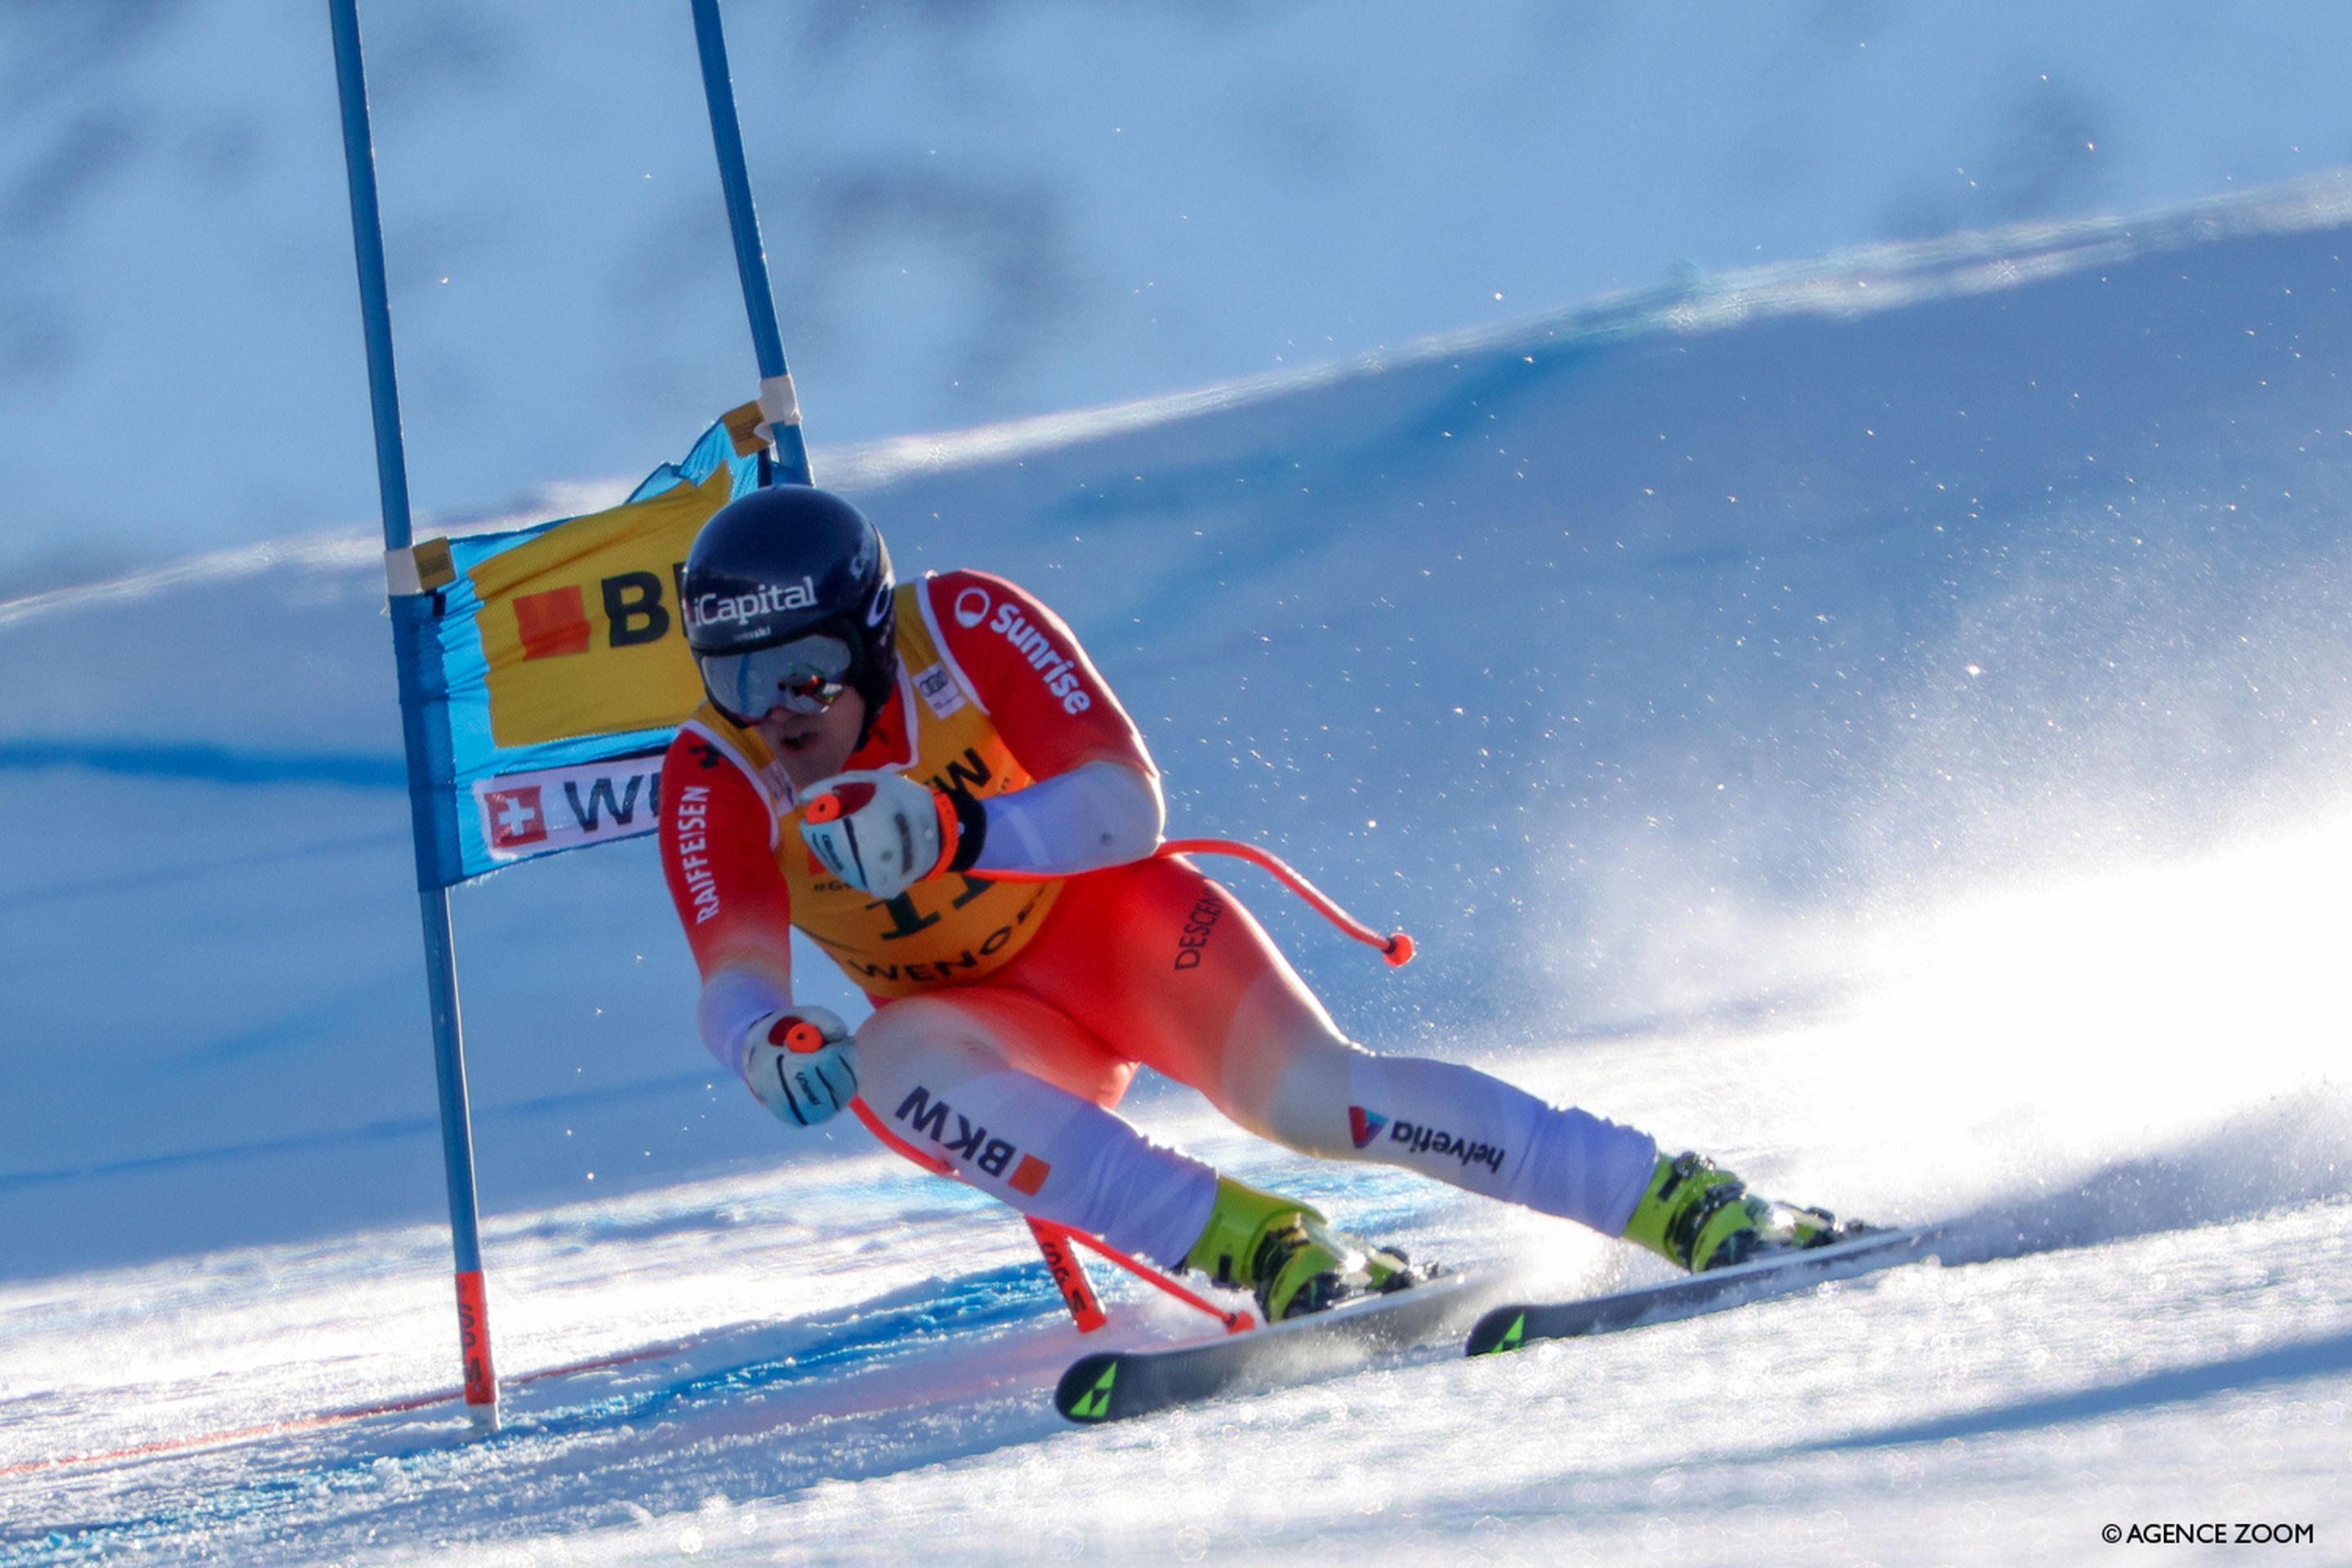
[1463,1307,1530,1358]
[1054,1353,1124,1423]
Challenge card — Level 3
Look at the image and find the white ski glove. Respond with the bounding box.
[799,768,983,901]
[742,1004,858,1128]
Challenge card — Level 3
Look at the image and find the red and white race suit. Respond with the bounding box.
[661,569,1656,1266]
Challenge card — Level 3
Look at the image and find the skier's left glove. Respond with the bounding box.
[742,1005,858,1128]
[799,768,986,901]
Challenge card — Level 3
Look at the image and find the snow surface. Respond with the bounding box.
[6,179,2352,1561]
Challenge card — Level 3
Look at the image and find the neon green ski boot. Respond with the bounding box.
[1182,1176,1423,1321]
[1623,1152,1855,1272]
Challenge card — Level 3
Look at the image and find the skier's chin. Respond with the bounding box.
[760,698,862,788]
[775,740,846,789]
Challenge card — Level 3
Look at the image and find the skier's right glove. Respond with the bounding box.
[742,1005,858,1128]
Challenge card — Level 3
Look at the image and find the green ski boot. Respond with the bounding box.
[1182,1176,1423,1321]
[1623,1152,1855,1272]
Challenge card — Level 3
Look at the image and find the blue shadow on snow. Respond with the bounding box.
[0,738,403,789]
[1806,1329,2352,1452]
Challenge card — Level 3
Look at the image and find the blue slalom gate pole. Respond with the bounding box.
[327,0,500,1429]
[689,0,813,486]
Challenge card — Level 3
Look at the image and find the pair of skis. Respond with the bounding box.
[1054,1223,1951,1423]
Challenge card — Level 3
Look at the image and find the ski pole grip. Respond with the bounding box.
[768,1016,829,1054]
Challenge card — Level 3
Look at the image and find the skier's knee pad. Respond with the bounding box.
[1228,1027,1374,1160]
[854,998,1008,1112]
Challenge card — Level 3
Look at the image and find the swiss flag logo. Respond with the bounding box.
[485,786,549,849]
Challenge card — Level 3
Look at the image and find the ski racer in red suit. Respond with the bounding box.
[659,485,1851,1319]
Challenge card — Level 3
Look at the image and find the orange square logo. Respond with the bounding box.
[1009,1154,1051,1196]
[514,586,590,660]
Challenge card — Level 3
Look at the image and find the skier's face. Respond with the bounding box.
[758,687,866,789]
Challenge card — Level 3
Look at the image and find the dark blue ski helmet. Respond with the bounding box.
[682,485,897,724]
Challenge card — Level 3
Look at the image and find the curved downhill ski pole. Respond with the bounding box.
[1023,1219,1110,1334]
[689,0,811,488]
[802,791,1419,968]
[1155,837,1416,967]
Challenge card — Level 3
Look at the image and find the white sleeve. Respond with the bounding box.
[696,966,791,1080]
[971,760,1164,877]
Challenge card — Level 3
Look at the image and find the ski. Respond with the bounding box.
[1054,1273,1500,1424]
[1054,1226,1955,1422]
[1463,1223,1953,1356]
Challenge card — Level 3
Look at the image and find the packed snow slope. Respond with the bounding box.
[2,184,2350,1562]
[11,0,2352,595]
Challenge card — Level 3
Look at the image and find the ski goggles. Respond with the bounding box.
[697,631,856,724]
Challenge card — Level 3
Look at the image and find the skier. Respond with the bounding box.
[658,485,1850,1321]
